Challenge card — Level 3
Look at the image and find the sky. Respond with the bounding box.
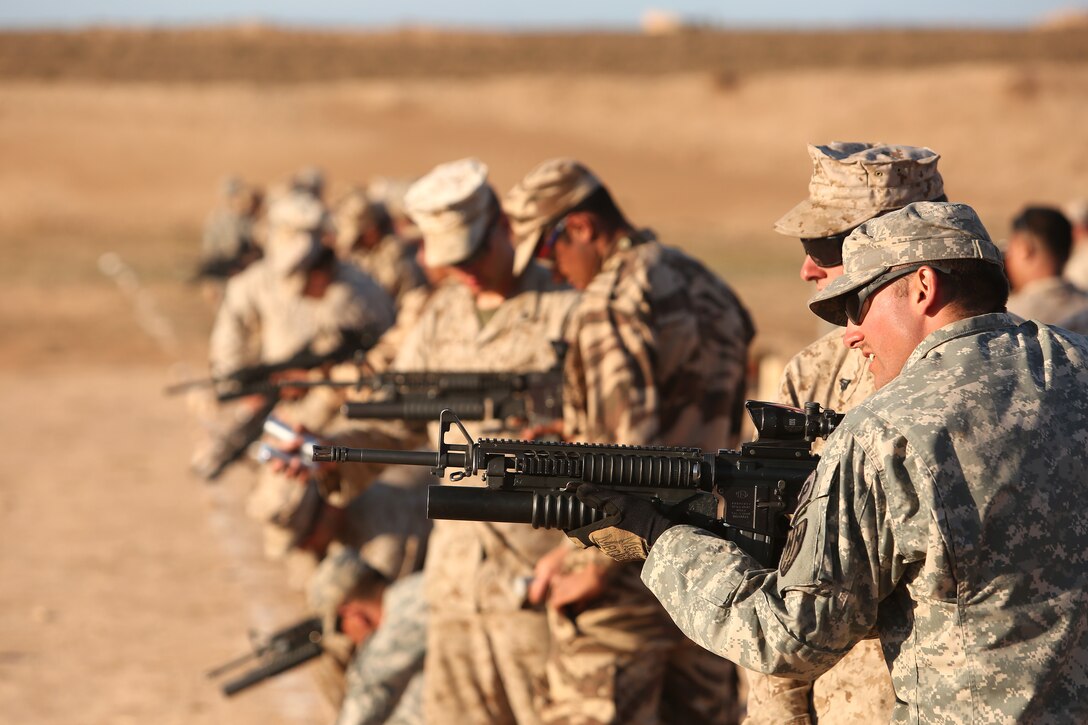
[1,1,1085,30]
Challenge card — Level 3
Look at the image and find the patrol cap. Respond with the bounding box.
[405,158,495,268]
[775,143,945,238]
[264,192,329,277]
[504,158,602,275]
[809,201,1003,326]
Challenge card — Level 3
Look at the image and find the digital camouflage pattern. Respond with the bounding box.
[778,328,874,452]
[335,572,427,725]
[393,261,579,725]
[208,256,395,377]
[808,202,1004,326]
[563,231,754,451]
[644,313,1088,723]
[1006,276,1088,325]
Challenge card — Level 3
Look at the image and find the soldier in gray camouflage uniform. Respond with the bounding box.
[757,143,947,724]
[506,158,753,724]
[1003,205,1088,324]
[572,201,1088,722]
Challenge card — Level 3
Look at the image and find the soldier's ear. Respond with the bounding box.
[563,212,595,245]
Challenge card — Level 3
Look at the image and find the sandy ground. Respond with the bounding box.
[1,32,1086,723]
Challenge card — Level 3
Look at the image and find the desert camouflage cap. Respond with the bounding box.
[265,192,329,277]
[332,188,384,254]
[775,143,945,238]
[505,158,602,275]
[405,158,495,268]
[809,201,1004,326]
[306,543,372,615]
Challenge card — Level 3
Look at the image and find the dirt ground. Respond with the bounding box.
[1,28,1086,725]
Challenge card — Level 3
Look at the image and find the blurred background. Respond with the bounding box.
[1,2,1086,723]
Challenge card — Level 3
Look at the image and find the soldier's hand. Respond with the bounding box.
[565,484,676,562]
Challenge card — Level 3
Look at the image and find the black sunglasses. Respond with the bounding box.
[843,263,951,325]
[800,232,851,268]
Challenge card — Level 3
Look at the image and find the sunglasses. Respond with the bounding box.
[537,216,569,262]
[800,232,851,268]
[843,263,951,325]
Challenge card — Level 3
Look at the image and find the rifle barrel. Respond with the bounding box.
[311,446,464,468]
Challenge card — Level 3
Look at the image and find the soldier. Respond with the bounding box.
[1004,205,1088,323]
[395,158,580,725]
[203,192,395,557]
[304,481,431,709]
[1062,199,1088,289]
[572,201,1088,722]
[505,158,753,724]
[332,188,428,309]
[199,176,263,278]
[754,142,948,723]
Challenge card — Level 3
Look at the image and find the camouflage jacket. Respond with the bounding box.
[563,231,754,451]
[209,258,395,377]
[394,262,581,614]
[644,313,1088,722]
[1007,276,1088,326]
[779,329,875,439]
[335,572,426,725]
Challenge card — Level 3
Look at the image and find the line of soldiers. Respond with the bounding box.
[187,147,1088,723]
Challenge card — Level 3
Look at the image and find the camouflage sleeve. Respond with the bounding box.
[641,430,893,680]
[334,573,427,725]
[777,354,805,409]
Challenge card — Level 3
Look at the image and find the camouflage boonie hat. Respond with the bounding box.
[775,143,945,238]
[405,158,495,268]
[265,193,329,277]
[809,201,1003,326]
[504,158,602,275]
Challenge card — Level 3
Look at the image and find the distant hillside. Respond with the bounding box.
[2,26,1088,83]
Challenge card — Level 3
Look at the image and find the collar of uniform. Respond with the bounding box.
[902,312,1019,372]
[603,228,656,272]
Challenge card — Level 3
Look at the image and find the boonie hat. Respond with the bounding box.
[504,158,602,275]
[809,201,1004,326]
[775,143,945,238]
[405,158,495,268]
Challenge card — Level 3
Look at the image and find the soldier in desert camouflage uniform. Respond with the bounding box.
[332,188,428,308]
[750,143,948,724]
[576,201,1088,723]
[1003,205,1088,324]
[505,158,753,724]
[394,158,580,725]
[206,191,395,556]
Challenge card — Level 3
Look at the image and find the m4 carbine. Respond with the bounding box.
[312,401,842,567]
[339,367,563,426]
[206,616,326,697]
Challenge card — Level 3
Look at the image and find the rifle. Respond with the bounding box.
[206,616,326,697]
[165,329,376,401]
[312,402,841,568]
[340,368,563,426]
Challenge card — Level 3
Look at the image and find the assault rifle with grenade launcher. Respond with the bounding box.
[206,615,327,697]
[312,401,842,567]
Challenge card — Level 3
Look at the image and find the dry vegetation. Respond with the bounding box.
[1,27,1086,724]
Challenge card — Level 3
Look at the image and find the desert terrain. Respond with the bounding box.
[1,26,1086,724]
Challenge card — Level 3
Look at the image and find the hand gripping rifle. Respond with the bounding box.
[205,616,326,697]
[312,401,842,567]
